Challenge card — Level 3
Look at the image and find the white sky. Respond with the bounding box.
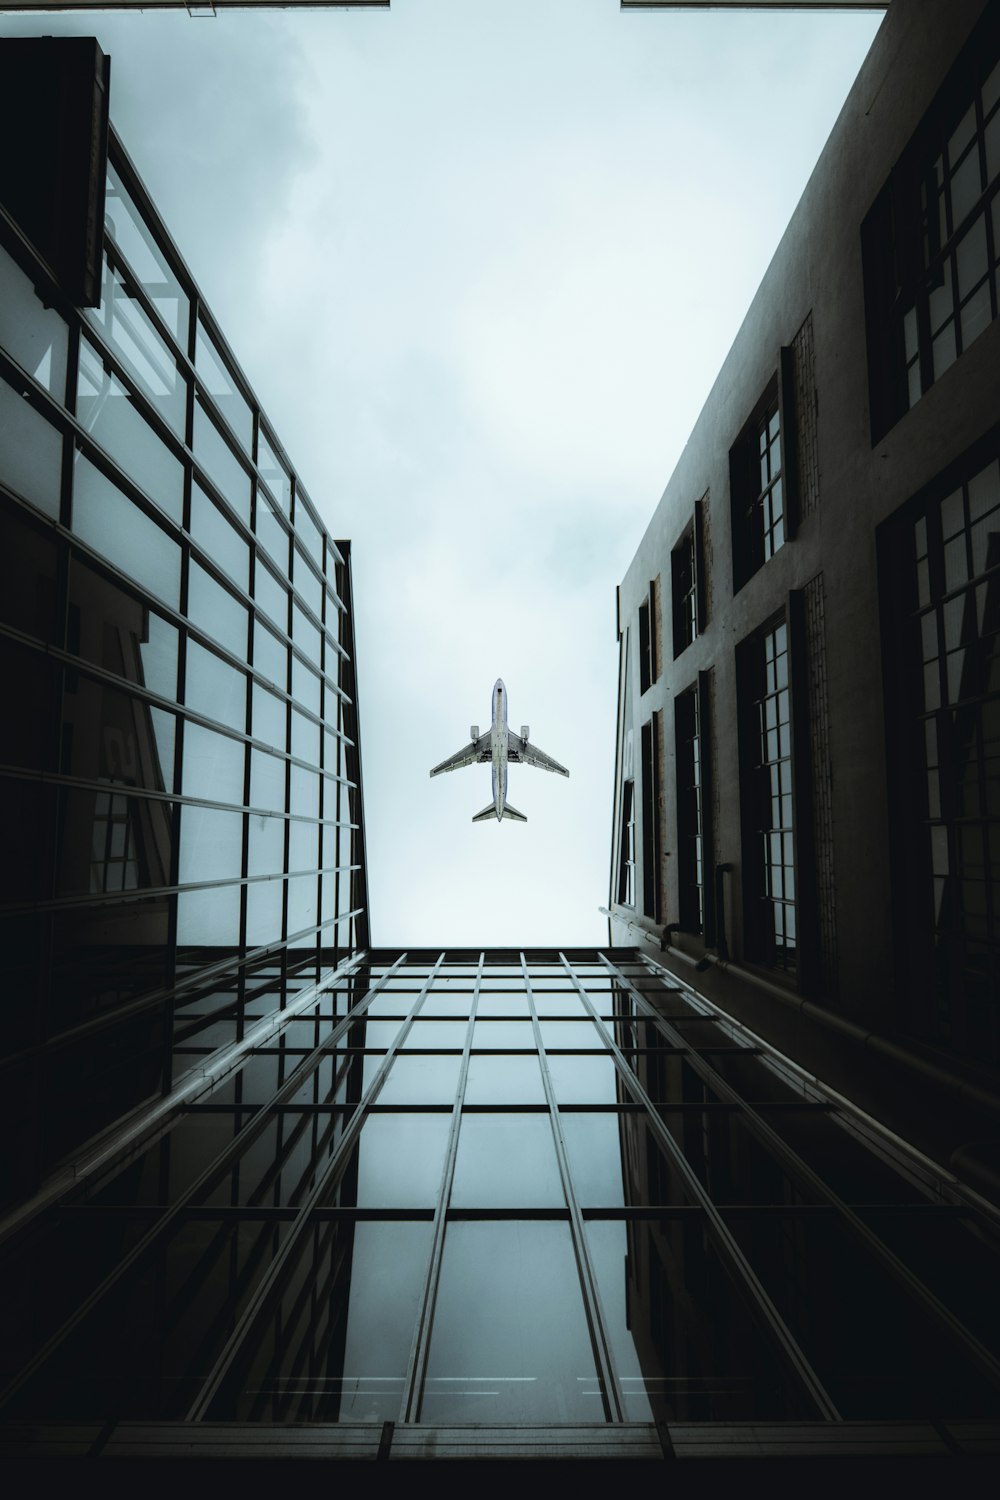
[4,1,883,946]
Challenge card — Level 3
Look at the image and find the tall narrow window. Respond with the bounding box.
[675,687,704,933]
[638,579,658,695]
[739,617,796,973]
[730,367,795,593]
[641,715,661,923]
[671,523,698,658]
[618,780,636,909]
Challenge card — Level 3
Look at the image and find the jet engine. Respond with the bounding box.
[470,725,479,741]
[520,725,529,741]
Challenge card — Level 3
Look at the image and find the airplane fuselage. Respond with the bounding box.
[490,678,508,821]
[428,677,567,822]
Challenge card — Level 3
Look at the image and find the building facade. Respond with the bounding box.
[0,38,369,1212]
[610,0,1000,1193]
[3,944,1000,1466]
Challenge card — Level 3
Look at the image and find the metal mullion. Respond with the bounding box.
[629,953,1000,1395]
[0,951,403,1410]
[400,953,484,1424]
[524,954,623,1424]
[184,953,448,1421]
[560,952,841,1421]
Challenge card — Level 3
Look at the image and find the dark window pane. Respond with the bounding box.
[224,1220,432,1423]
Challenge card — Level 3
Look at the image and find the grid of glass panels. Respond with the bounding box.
[755,401,785,563]
[742,619,796,972]
[675,684,705,933]
[671,522,698,657]
[0,130,367,1193]
[900,453,999,1061]
[903,52,1000,408]
[3,948,999,1436]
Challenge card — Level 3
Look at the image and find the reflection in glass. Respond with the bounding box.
[9,1217,288,1422]
[451,1113,563,1207]
[182,722,245,805]
[195,320,252,451]
[546,1052,620,1105]
[584,1220,654,1419]
[105,164,189,339]
[471,1019,534,1048]
[559,1111,629,1207]
[176,880,241,950]
[224,1221,430,1423]
[0,241,69,399]
[377,1054,462,1106]
[85,258,187,438]
[193,399,251,524]
[341,1113,451,1208]
[77,338,183,523]
[188,561,247,660]
[73,457,181,608]
[190,480,249,591]
[422,1221,600,1422]
[186,641,247,735]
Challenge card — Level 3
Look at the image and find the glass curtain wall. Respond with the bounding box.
[0,130,367,1198]
[2,949,999,1435]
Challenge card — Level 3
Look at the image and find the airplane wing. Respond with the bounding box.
[429,733,491,777]
[507,731,569,777]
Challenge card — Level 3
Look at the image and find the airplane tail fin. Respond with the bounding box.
[471,802,528,823]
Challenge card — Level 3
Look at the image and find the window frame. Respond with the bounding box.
[638,578,658,696]
[729,353,798,595]
[862,11,1000,442]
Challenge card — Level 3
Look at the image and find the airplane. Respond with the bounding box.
[429,677,569,823]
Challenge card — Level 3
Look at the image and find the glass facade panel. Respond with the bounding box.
[464,1052,545,1104]
[190,481,249,592]
[451,1113,564,1207]
[0,376,62,518]
[195,320,253,452]
[0,120,366,1242]
[422,1221,600,1423]
[77,338,183,523]
[188,561,248,661]
[0,241,68,399]
[345,1113,451,1208]
[105,163,189,340]
[73,457,181,608]
[193,398,251,525]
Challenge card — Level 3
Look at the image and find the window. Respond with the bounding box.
[641,715,661,923]
[880,443,1000,1064]
[638,579,658,695]
[729,359,796,593]
[671,517,699,658]
[738,617,797,973]
[618,779,636,909]
[863,18,1000,440]
[675,685,705,934]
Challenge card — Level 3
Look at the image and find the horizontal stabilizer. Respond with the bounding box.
[472,802,528,823]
